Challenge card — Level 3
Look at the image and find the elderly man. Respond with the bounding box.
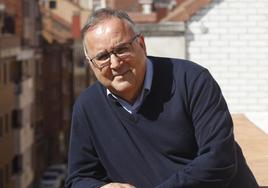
[66,8,258,188]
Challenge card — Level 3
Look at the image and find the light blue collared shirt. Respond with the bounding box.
[107,59,153,114]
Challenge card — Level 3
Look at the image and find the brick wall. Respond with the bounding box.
[186,0,268,112]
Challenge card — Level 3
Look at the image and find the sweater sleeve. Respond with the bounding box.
[156,70,237,188]
[65,102,109,188]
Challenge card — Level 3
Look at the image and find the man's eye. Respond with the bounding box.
[96,53,110,61]
[114,45,130,55]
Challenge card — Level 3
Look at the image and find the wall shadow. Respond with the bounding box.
[186,0,224,59]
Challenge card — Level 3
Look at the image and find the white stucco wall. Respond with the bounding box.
[138,22,186,60]
[186,0,268,112]
[145,36,185,59]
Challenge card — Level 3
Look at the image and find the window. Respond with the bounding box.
[23,61,30,79]
[12,110,22,129]
[0,168,3,188]
[0,116,3,138]
[51,59,59,73]
[5,164,9,184]
[5,114,9,133]
[23,0,30,18]
[1,62,10,84]
[49,0,57,9]
[14,61,22,83]
[3,15,15,34]
[0,64,2,85]
[37,61,42,76]
[12,155,23,174]
[3,63,7,84]
[6,63,9,84]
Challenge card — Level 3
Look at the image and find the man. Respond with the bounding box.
[66,8,259,188]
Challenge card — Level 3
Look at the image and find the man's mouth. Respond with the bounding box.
[113,69,130,78]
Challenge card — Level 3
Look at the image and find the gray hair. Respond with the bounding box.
[82,8,139,60]
[82,8,139,41]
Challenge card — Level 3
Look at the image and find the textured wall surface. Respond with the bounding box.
[186,0,268,112]
[145,36,185,59]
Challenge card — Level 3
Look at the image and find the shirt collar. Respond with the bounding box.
[107,58,153,113]
[143,58,153,94]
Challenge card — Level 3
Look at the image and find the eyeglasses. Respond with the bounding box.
[85,34,140,70]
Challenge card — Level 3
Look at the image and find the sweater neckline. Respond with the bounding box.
[98,82,140,124]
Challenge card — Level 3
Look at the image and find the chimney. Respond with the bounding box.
[72,11,80,39]
[138,0,153,14]
[100,0,107,8]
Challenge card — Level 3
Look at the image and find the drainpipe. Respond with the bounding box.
[72,11,80,39]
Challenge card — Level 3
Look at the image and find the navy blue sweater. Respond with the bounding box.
[66,56,258,188]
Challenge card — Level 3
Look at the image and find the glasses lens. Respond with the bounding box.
[92,52,110,68]
[95,51,110,61]
[114,44,131,55]
[91,34,139,69]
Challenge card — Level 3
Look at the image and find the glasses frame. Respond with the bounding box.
[84,34,141,70]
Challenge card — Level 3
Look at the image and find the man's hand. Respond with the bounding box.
[100,183,136,188]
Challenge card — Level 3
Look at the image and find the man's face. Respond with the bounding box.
[84,18,147,103]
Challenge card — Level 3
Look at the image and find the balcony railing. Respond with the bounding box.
[0,35,20,58]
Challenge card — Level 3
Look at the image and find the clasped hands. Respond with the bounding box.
[101,182,136,188]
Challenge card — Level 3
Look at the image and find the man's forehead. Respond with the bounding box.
[93,24,112,36]
[87,18,132,36]
[84,18,135,52]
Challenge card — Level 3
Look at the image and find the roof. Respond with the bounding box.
[161,0,212,22]
[40,0,90,43]
[39,0,213,43]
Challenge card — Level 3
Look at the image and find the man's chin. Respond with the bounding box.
[110,82,133,94]
[114,83,132,92]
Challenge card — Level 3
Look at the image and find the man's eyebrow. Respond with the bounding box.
[96,50,109,56]
[95,38,131,55]
[98,43,125,54]
[115,42,128,47]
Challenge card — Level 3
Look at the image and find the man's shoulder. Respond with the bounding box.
[75,81,104,106]
[148,56,206,75]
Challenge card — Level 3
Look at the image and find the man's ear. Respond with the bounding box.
[138,35,147,54]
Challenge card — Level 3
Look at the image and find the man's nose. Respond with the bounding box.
[109,53,121,69]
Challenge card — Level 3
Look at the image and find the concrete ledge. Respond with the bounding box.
[137,22,185,36]
[232,114,268,186]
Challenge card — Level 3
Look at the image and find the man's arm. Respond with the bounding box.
[156,70,237,188]
[65,102,109,188]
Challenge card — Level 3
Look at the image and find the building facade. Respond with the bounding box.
[0,34,18,188]
[40,0,84,163]
[0,0,42,187]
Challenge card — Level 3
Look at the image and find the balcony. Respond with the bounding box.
[16,49,34,61]
[0,35,20,58]
[13,101,34,154]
